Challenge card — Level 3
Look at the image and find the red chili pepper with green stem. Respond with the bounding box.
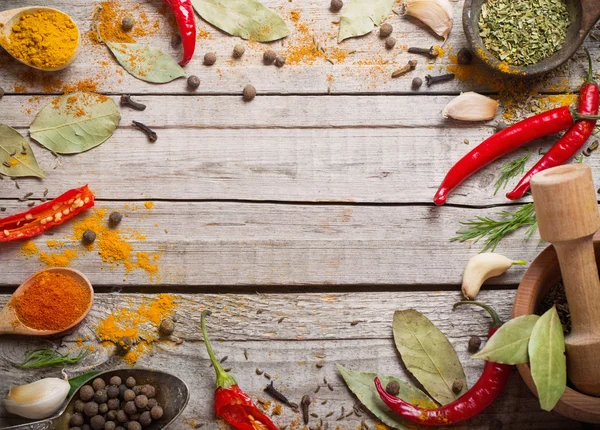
[201,310,280,430]
[374,301,511,426]
[507,49,599,200]
[163,0,196,66]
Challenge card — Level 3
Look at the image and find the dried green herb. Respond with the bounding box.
[17,348,86,369]
[494,152,532,195]
[478,0,570,66]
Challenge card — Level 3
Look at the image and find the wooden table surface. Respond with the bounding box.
[1,0,598,429]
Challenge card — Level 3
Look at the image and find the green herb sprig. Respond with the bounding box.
[494,152,532,195]
[451,203,537,252]
[17,348,86,369]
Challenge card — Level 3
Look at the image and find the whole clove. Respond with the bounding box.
[264,381,292,406]
[301,395,311,424]
[120,95,146,111]
[407,46,439,59]
[425,73,455,86]
[392,59,417,78]
[132,121,157,142]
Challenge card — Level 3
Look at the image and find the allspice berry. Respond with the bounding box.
[385,37,396,50]
[70,412,84,427]
[187,75,201,90]
[150,406,164,420]
[412,77,423,90]
[127,422,142,430]
[109,376,122,386]
[90,415,105,430]
[263,50,277,65]
[125,377,136,388]
[452,380,464,394]
[139,411,152,427]
[457,48,473,65]
[84,401,99,417]
[385,380,400,396]
[92,378,106,391]
[233,44,246,58]
[159,318,175,335]
[330,0,343,12]
[243,85,256,101]
[80,385,95,402]
[468,335,482,352]
[109,211,122,226]
[134,395,148,409]
[379,23,393,38]
[274,56,285,68]
[121,16,135,32]
[204,52,217,66]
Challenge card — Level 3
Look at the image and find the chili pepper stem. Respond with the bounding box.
[583,48,595,84]
[201,310,237,389]
[512,260,527,265]
[453,301,502,327]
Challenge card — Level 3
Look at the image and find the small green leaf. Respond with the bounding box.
[68,371,101,397]
[473,314,539,364]
[191,0,289,42]
[336,364,436,430]
[338,0,395,42]
[107,43,185,83]
[392,309,467,405]
[529,306,566,411]
[0,124,44,178]
[30,92,120,154]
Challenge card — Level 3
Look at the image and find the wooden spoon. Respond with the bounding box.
[0,268,93,336]
[0,7,81,71]
[463,0,600,77]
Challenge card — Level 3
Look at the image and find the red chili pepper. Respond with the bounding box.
[375,301,511,427]
[163,0,196,66]
[201,310,280,430]
[0,185,95,242]
[507,50,599,200]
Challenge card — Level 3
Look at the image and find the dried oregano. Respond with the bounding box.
[478,0,570,66]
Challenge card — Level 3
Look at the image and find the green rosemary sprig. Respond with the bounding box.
[451,203,537,252]
[494,152,532,195]
[16,348,86,369]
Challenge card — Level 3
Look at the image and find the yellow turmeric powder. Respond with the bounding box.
[2,10,78,69]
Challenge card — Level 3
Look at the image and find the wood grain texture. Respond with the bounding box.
[0,290,580,429]
[0,200,543,287]
[0,0,595,95]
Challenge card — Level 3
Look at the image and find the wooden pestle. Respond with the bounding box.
[531,164,600,396]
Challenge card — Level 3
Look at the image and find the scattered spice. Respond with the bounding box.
[408,46,438,59]
[121,16,135,31]
[120,95,146,111]
[12,270,91,331]
[468,335,482,352]
[132,121,158,142]
[385,380,400,396]
[412,77,423,90]
[327,383,334,391]
[392,59,417,78]
[452,380,464,394]
[426,73,455,86]
[264,382,293,407]
[263,50,277,65]
[159,317,175,335]
[233,44,245,59]
[379,23,393,38]
[330,0,344,12]
[243,85,257,101]
[204,52,217,66]
[275,56,286,68]
[82,230,97,244]
[300,395,311,424]
[385,37,396,50]
[109,211,123,226]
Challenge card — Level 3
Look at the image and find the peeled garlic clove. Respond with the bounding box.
[462,253,526,300]
[442,92,499,121]
[402,0,453,40]
[4,374,70,419]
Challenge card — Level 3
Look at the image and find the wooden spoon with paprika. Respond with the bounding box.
[0,268,93,336]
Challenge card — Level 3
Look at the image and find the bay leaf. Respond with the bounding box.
[393,309,467,405]
[338,0,395,42]
[30,92,120,154]
[336,364,436,430]
[106,43,185,83]
[0,124,44,178]
[529,306,566,411]
[473,314,539,364]
[191,0,289,42]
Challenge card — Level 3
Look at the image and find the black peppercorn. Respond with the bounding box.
[468,335,482,352]
[243,85,256,101]
[84,402,99,417]
[139,411,152,427]
[412,77,423,90]
[159,318,175,335]
[204,52,217,66]
[457,48,473,65]
[187,75,200,90]
[233,44,245,58]
[263,50,276,64]
[385,380,400,396]
[91,415,106,430]
[95,390,108,404]
[385,37,396,50]
[80,385,95,401]
[109,211,122,226]
[121,16,135,32]
[150,406,163,420]
[70,412,84,427]
[379,23,393,38]
[330,0,343,12]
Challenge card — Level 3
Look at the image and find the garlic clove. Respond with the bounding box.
[442,92,499,121]
[4,375,70,419]
[402,0,453,40]
[462,253,526,300]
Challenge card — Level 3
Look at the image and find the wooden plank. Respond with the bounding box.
[0,290,578,429]
[0,201,543,287]
[0,0,594,95]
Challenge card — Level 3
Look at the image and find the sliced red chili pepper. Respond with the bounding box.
[375,301,511,427]
[0,185,95,242]
[163,0,196,66]
[507,49,599,200]
[201,310,280,430]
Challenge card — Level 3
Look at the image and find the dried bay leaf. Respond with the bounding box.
[529,306,566,411]
[191,0,289,42]
[0,124,44,178]
[30,92,120,154]
[473,314,539,364]
[393,309,467,405]
[338,0,395,42]
[107,43,185,83]
[336,364,436,430]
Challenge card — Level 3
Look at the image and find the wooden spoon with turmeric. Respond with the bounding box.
[0,7,81,71]
[0,268,93,336]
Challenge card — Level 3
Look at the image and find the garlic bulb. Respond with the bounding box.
[401,0,453,40]
[4,372,70,419]
[442,92,499,121]
[462,253,526,300]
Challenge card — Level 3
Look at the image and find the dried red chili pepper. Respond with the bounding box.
[163,0,196,66]
[433,107,600,205]
[0,185,95,242]
[507,50,599,200]
[374,301,511,427]
[201,310,280,430]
